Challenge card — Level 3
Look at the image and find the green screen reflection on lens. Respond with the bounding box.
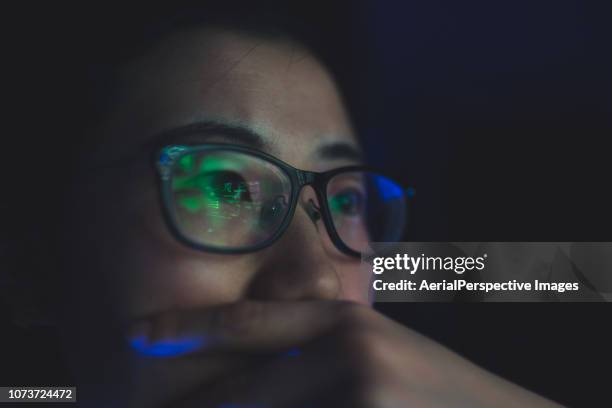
[329,190,361,216]
[172,153,258,239]
[170,150,292,248]
[177,154,194,173]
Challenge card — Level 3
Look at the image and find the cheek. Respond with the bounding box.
[112,222,257,319]
[336,262,372,305]
[63,168,258,322]
[126,263,252,321]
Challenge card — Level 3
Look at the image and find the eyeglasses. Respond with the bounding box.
[156,144,411,257]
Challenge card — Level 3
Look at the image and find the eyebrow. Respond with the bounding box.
[149,120,267,151]
[316,142,364,163]
[148,119,363,163]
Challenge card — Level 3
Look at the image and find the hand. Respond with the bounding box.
[127,301,561,407]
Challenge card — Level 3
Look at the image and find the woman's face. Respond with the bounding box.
[60,27,370,368]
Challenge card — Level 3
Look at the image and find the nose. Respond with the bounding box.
[245,187,342,301]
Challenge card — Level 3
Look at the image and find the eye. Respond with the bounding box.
[329,188,364,216]
[173,170,252,213]
[259,195,289,224]
[177,171,250,197]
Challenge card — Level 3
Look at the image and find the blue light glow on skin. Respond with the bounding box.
[375,175,404,201]
[130,335,207,357]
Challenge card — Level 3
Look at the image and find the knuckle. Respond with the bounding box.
[344,328,382,359]
[338,330,390,389]
[334,307,383,357]
[337,302,377,332]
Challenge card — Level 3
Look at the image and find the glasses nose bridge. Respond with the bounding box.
[294,169,325,211]
[295,169,317,189]
[292,169,327,237]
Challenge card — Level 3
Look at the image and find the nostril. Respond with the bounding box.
[306,199,321,223]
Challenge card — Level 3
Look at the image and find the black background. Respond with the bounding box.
[3,1,612,406]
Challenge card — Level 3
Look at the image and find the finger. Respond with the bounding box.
[128,300,379,356]
[169,337,347,408]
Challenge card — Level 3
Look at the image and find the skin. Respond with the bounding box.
[49,28,561,407]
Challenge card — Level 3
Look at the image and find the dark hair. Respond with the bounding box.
[14,2,360,160]
[3,2,359,297]
[71,3,337,134]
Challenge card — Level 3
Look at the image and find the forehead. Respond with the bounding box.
[95,28,358,169]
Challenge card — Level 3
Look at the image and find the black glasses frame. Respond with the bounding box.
[156,143,407,257]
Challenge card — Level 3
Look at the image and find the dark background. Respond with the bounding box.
[4,1,612,406]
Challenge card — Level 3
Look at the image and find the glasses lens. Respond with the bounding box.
[170,149,292,249]
[327,171,406,253]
